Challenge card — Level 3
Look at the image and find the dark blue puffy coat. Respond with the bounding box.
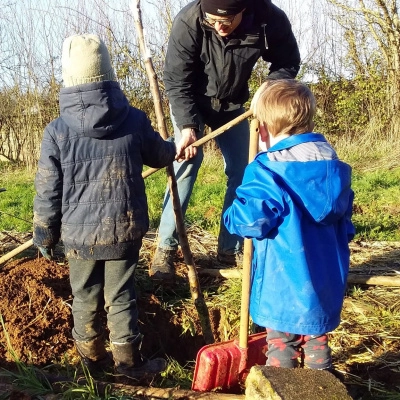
[33,81,175,260]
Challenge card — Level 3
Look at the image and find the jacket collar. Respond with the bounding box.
[267,133,327,152]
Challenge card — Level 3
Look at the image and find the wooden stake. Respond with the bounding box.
[131,0,214,344]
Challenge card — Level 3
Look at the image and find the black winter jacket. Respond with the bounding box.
[164,0,300,131]
[33,81,176,260]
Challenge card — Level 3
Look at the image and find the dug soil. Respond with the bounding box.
[0,231,221,372]
[1,230,400,399]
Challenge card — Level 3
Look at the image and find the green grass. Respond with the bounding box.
[144,149,226,236]
[0,164,35,232]
[351,168,400,240]
[186,152,225,236]
[2,153,400,242]
[143,165,169,229]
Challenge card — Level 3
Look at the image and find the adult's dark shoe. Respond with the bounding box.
[216,251,243,268]
[149,247,176,282]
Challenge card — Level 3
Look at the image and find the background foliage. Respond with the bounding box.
[0,0,399,167]
[1,0,400,242]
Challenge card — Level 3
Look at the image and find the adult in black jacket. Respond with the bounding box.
[150,0,300,281]
[33,34,191,380]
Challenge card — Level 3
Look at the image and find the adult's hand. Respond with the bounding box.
[175,128,198,162]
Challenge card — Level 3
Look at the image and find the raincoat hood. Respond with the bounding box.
[258,133,352,225]
[59,81,130,139]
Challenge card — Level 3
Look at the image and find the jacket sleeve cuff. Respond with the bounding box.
[181,124,199,131]
[267,67,299,80]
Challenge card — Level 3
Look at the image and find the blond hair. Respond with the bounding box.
[253,79,316,136]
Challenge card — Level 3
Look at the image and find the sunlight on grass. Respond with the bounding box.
[0,164,35,231]
[159,357,194,389]
[143,166,167,229]
[351,168,400,240]
[187,150,225,237]
[144,149,226,236]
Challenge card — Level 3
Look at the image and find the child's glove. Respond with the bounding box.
[37,246,53,260]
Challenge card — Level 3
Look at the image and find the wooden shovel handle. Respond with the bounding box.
[0,238,34,266]
[142,110,253,179]
[192,110,253,148]
[239,118,260,349]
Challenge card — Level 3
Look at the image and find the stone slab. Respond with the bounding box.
[245,365,352,400]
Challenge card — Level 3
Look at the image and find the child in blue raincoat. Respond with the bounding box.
[224,79,355,370]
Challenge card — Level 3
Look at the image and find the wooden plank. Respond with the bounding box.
[198,268,400,287]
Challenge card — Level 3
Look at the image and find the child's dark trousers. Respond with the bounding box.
[69,244,141,344]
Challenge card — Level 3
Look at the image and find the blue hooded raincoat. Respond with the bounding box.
[224,133,355,335]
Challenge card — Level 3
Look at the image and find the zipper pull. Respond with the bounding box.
[261,24,268,49]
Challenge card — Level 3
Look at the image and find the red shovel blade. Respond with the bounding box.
[192,331,267,392]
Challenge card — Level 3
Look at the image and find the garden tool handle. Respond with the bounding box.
[0,238,34,266]
[192,110,253,148]
[142,110,253,179]
[239,118,259,349]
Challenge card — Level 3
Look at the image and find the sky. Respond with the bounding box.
[0,0,337,88]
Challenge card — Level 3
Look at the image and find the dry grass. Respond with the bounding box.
[326,132,400,173]
[141,227,400,397]
[329,241,400,396]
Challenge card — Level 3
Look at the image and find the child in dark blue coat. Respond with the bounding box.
[224,79,355,370]
[33,34,192,380]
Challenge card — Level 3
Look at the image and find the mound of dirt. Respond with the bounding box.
[0,257,72,367]
[0,255,219,370]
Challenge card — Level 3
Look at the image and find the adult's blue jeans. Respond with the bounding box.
[69,245,141,344]
[157,107,250,255]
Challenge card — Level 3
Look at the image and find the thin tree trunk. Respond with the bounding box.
[131,0,214,345]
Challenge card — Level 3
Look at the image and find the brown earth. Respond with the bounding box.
[0,256,215,369]
[0,229,229,399]
[1,231,400,399]
[0,238,222,372]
